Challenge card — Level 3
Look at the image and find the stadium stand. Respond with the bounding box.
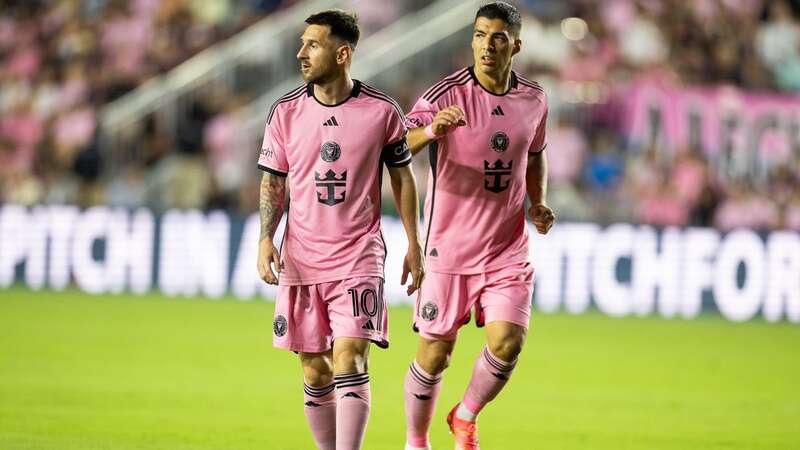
[1,0,799,230]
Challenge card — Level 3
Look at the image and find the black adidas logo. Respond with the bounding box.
[429,248,438,257]
[491,106,505,116]
[362,320,375,330]
[323,116,339,126]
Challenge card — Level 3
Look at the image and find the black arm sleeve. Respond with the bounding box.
[381,137,412,168]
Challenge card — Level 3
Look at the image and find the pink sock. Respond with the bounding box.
[334,373,371,450]
[461,347,517,417]
[304,382,337,450]
[404,360,442,448]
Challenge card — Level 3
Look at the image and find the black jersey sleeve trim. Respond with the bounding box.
[258,164,288,177]
[528,142,548,154]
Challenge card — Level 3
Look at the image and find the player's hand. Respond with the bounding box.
[430,105,467,137]
[529,203,555,234]
[401,241,425,295]
[257,238,282,285]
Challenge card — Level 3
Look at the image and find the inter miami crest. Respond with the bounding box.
[315,169,347,206]
[273,314,288,337]
[490,131,509,153]
[320,141,341,162]
[484,159,513,193]
[420,301,439,321]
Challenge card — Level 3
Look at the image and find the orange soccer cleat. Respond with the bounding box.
[447,404,480,450]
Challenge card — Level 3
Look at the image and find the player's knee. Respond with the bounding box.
[300,355,334,387]
[417,349,451,375]
[488,334,525,362]
[416,340,454,375]
[333,349,368,374]
[303,365,333,387]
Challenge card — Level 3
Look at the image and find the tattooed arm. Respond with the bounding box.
[257,172,286,285]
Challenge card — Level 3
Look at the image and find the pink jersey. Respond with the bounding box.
[258,81,411,285]
[406,67,547,274]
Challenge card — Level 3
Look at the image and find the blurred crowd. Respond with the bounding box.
[2,0,800,231]
[0,0,294,207]
[509,0,800,230]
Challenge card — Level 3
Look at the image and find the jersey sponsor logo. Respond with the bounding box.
[273,314,288,337]
[490,131,510,152]
[491,105,505,116]
[261,147,274,159]
[420,301,439,321]
[322,115,339,126]
[315,169,347,206]
[320,140,341,162]
[484,159,513,193]
[406,117,424,128]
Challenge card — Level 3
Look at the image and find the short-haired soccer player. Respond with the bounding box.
[255,10,425,450]
[401,3,554,449]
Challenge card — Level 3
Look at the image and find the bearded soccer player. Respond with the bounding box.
[255,10,424,450]
[401,3,554,450]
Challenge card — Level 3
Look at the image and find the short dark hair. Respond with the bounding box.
[475,2,522,37]
[305,9,360,49]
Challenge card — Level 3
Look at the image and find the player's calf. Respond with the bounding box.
[455,322,526,424]
[332,338,371,450]
[300,351,336,450]
[404,338,454,450]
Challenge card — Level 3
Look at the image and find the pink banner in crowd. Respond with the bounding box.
[623,79,800,163]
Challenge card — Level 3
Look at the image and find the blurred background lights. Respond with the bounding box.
[561,16,588,41]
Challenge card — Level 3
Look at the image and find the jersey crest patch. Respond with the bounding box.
[491,131,509,153]
[421,301,439,321]
[273,314,288,337]
[320,141,341,162]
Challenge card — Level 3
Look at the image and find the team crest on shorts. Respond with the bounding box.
[490,131,509,152]
[320,141,341,162]
[273,315,288,337]
[421,301,439,321]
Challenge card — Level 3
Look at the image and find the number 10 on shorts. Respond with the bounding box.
[348,287,384,332]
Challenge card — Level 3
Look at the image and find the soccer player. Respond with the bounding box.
[255,10,424,450]
[401,3,554,450]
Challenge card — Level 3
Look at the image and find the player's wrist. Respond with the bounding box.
[423,124,438,140]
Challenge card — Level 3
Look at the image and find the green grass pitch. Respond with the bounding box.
[1,288,798,450]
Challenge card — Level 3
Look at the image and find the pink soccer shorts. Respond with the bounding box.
[414,262,534,341]
[272,277,388,353]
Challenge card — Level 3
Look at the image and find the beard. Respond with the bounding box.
[301,61,337,85]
